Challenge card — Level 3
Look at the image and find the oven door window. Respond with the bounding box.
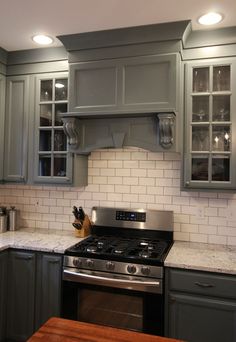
[79,287,142,331]
[62,282,163,335]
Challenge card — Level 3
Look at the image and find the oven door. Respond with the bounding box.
[62,267,164,336]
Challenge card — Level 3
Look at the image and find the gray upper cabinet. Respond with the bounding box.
[33,72,73,184]
[0,75,5,182]
[4,75,29,182]
[69,54,179,115]
[33,72,87,186]
[183,57,236,190]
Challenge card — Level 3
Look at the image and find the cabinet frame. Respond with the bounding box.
[183,58,236,190]
[69,53,179,115]
[4,75,30,182]
[0,75,5,182]
[165,267,236,342]
[33,72,73,184]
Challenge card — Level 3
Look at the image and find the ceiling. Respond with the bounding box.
[1,0,236,51]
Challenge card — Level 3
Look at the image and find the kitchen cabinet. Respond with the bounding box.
[0,251,8,342]
[33,73,74,184]
[183,58,236,190]
[2,71,87,186]
[165,268,236,342]
[4,75,29,182]
[6,250,63,342]
[32,72,87,186]
[7,250,36,341]
[69,54,179,115]
[0,74,5,182]
[35,253,62,330]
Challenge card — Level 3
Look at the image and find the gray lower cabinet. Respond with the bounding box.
[7,250,36,341]
[35,253,62,330]
[6,250,63,342]
[4,75,29,182]
[69,53,179,115]
[0,251,8,342]
[166,268,236,342]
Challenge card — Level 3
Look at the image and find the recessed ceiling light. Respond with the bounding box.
[32,34,54,45]
[198,12,223,26]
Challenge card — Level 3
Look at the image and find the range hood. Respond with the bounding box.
[58,20,191,154]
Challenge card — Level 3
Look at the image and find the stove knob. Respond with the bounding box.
[106,261,115,271]
[73,258,82,267]
[86,259,94,268]
[141,266,150,276]
[127,265,137,274]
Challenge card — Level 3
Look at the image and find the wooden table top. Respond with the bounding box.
[28,317,184,342]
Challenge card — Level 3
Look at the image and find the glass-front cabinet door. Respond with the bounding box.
[34,73,72,183]
[184,59,236,190]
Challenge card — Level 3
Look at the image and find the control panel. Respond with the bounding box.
[116,210,146,222]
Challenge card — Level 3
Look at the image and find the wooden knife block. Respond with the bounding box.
[74,215,91,238]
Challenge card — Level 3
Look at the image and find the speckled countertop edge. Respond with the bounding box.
[165,241,236,275]
[0,229,82,254]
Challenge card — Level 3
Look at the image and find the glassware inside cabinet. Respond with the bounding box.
[40,80,52,101]
[192,126,209,151]
[54,154,67,177]
[55,79,68,101]
[39,130,52,151]
[192,96,209,122]
[213,66,230,92]
[55,103,67,126]
[40,104,52,126]
[39,154,51,176]
[192,155,208,181]
[193,67,209,93]
[212,125,231,152]
[54,130,67,151]
[212,155,230,181]
[213,95,230,121]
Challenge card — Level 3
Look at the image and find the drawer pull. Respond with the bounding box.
[195,281,214,288]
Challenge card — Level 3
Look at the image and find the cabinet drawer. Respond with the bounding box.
[168,268,236,299]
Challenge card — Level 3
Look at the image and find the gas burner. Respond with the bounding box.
[97,241,105,249]
[86,245,97,253]
[139,250,151,258]
[114,248,125,254]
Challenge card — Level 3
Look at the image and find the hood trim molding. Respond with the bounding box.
[62,113,176,154]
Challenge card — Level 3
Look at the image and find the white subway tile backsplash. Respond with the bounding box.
[108,176,123,185]
[101,168,115,176]
[123,177,139,185]
[1,148,236,246]
[147,152,163,160]
[108,160,123,168]
[189,233,208,243]
[116,168,131,177]
[116,151,131,160]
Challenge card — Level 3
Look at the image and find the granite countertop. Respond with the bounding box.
[0,229,81,254]
[165,241,236,275]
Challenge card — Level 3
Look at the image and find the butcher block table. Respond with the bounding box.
[28,317,184,342]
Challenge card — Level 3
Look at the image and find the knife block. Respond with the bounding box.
[74,215,91,238]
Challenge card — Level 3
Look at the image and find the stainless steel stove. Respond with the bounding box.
[62,207,173,336]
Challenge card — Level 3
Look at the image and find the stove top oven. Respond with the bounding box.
[62,207,173,336]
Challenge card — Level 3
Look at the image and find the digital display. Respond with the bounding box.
[116,211,146,222]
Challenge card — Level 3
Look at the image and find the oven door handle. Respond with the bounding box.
[63,268,162,294]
